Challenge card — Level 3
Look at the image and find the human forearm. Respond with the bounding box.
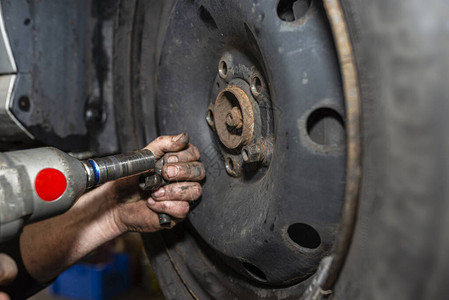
[19,182,122,284]
[16,134,204,285]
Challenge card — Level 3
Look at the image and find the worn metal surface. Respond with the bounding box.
[0,2,15,74]
[0,75,32,142]
[208,50,274,177]
[242,139,273,165]
[0,0,118,154]
[214,85,255,150]
[153,0,346,292]
[319,0,362,293]
[83,149,155,188]
[0,164,32,241]
[139,172,162,192]
[0,147,87,241]
[0,2,33,142]
[226,106,243,129]
[0,146,161,242]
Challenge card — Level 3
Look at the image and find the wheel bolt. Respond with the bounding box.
[226,107,243,129]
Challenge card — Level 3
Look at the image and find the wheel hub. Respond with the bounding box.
[207,51,274,177]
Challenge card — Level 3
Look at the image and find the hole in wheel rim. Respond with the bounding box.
[287,223,321,249]
[206,109,215,127]
[242,262,267,281]
[225,156,234,171]
[306,107,345,146]
[199,5,217,29]
[219,60,228,78]
[277,0,312,22]
[251,76,263,95]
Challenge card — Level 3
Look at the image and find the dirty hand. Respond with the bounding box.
[109,133,205,232]
[0,253,17,300]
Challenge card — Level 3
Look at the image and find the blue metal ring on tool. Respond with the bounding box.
[88,159,100,185]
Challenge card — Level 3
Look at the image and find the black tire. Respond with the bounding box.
[113,0,449,299]
[334,1,449,299]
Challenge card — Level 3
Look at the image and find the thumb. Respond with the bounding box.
[144,133,190,159]
[0,292,10,300]
[0,254,17,286]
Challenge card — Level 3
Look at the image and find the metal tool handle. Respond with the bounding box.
[82,149,155,188]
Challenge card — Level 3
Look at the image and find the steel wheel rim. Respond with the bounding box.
[140,0,361,297]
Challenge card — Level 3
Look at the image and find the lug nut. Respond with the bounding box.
[139,173,162,191]
[226,107,243,129]
[242,142,266,163]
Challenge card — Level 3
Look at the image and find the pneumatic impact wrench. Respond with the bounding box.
[0,147,171,243]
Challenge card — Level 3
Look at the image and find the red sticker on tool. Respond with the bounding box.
[35,168,67,201]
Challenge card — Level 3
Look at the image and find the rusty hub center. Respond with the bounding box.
[206,51,274,178]
[214,85,255,150]
[226,107,243,129]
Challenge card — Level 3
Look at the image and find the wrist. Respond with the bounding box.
[94,182,127,238]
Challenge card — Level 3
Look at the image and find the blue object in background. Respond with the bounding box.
[51,254,131,300]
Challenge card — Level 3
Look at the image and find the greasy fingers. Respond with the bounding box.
[147,199,190,219]
[116,199,182,233]
[151,182,202,202]
[164,144,200,163]
[145,133,189,159]
[162,162,205,181]
[0,254,17,286]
